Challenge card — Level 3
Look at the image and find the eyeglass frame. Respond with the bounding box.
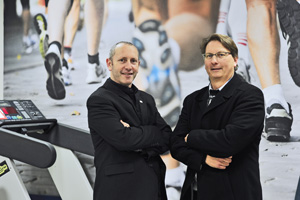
[202,52,232,60]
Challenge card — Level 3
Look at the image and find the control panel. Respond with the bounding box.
[0,100,45,123]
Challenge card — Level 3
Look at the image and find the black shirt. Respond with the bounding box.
[108,78,142,119]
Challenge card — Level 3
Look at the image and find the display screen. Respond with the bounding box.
[1,107,18,115]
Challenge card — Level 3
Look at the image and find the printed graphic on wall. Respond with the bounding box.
[3,0,300,200]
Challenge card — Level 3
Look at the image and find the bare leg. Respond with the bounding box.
[44,0,71,100]
[246,0,292,141]
[63,0,80,71]
[165,0,220,71]
[21,0,36,54]
[22,8,30,37]
[103,0,110,27]
[246,0,280,89]
[85,0,107,84]
[85,0,104,55]
[132,0,168,25]
[64,0,80,49]
[22,7,35,54]
[47,0,71,45]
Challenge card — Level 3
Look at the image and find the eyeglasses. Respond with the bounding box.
[203,52,231,60]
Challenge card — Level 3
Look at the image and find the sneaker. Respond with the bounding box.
[44,45,66,100]
[265,103,293,142]
[62,58,72,86]
[86,63,107,84]
[166,186,181,200]
[64,52,76,70]
[34,13,49,59]
[23,39,35,54]
[236,58,251,83]
[277,0,300,87]
[132,19,181,127]
[23,33,37,54]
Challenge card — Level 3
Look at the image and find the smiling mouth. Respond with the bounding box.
[122,72,133,76]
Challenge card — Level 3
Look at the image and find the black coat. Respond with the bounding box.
[87,78,171,200]
[170,74,265,200]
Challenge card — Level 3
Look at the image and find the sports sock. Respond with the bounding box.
[263,84,289,113]
[88,53,99,65]
[64,47,72,55]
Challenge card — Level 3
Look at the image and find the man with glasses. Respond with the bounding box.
[170,33,265,200]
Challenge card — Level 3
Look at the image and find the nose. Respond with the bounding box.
[124,61,133,70]
[211,55,218,63]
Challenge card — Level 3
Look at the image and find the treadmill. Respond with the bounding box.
[0,100,94,200]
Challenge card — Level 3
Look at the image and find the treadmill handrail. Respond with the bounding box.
[0,128,56,168]
[27,123,94,156]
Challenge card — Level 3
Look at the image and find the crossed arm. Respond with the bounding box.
[88,94,171,156]
[184,134,232,170]
[171,88,264,171]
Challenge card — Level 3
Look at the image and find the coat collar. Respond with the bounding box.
[103,78,137,103]
[196,73,245,112]
[103,78,148,124]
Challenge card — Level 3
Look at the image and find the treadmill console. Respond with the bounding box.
[0,100,55,134]
[0,100,45,122]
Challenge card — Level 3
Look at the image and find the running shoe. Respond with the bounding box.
[62,58,72,86]
[277,0,300,87]
[34,13,49,59]
[86,63,107,84]
[132,19,181,127]
[165,165,185,200]
[44,45,66,100]
[166,186,181,200]
[265,103,293,142]
[23,36,36,54]
[64,52,76,70]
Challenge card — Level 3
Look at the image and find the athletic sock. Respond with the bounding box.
[88,53,99,65]
[64,47,72,55]
[263,84,289,113]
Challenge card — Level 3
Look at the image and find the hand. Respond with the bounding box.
[184,134,189,142]
[120,120,130,128]
[205,155,232,170]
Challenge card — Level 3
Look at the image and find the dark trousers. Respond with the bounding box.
[192,190,197,200]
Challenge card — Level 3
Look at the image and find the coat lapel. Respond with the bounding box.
[195,88,209,119]
[202,73,243,114]
[103,79,141,122]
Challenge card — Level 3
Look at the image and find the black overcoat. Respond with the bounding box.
[170,74,265,200]
[87,78,171,200]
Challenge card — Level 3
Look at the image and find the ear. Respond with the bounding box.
[234,57,238,67]
[136,60,140,73]
[106,58,112,71]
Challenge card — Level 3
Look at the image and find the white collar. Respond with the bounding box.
[209,74,234,91]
